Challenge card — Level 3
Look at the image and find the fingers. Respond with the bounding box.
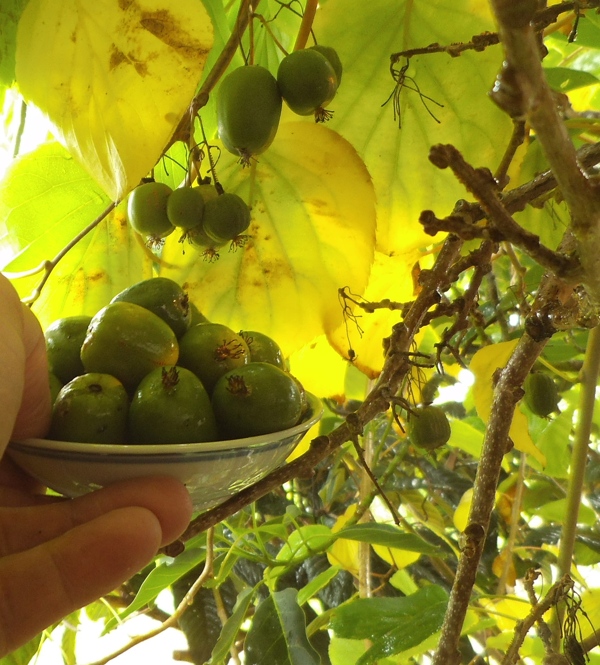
[11,304,51,441]
[0,275,51,451]
[0,506,162,657]
[0,476,193,556]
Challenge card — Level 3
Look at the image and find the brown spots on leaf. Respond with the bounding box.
[87,270,107,283]
[109,44,148,76]
[140,9,211,62]
[118,0,136,9]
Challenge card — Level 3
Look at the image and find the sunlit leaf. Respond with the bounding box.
[469,341,546,466]
[327,504,361,576]
[327,249,424,378]
[161,122,377,355]
[16,0,214,200]
[289,335,349,400]
[479,596,532,632]
[448,418,484,458]
[536,498,596,527]
[314,0,512,255]
[0,0,28,102]
[0,142,110,273]
[453,488,472,533]
[492,549,516,587]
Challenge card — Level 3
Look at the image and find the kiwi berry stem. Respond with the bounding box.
[293,0,319,51]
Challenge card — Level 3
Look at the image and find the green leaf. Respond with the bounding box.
[536,498,597,527]
[276,525,334,565]
[297,565,342,607]
[0,634,43,665]
[208,586,258,665]
[61,611,80,665]
[0,142,110,274]
[16,0,214,199]
[447,418,484,458]
[331,586,448,665]
[544,66,600,92]
[335,523,438,554]
[161,122,376,356]
[104,547,206,632]
[531,406,574,479]
[244,588,321,665]
[0,0,28,100]
[314,0,513,255]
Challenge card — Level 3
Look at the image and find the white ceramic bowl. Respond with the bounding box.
[8,394,322,513]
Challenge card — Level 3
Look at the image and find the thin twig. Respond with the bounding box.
[14,201,117,306]
[502,574,574,665]
[86,529,215,665]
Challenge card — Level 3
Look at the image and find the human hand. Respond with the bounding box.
[0,275,193,657]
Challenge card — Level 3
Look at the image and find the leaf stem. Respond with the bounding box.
[293,0,318,51]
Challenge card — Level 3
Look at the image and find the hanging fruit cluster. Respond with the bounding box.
[124,45,341,251]
[127,179,251,258]
[45,277,309,444]
[217,44,342,165]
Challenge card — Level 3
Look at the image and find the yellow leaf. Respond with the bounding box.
[327,249,423,378]
[327,505,361,576]
[288,335,348,400]
[16,0,214,200]
[453,488,473,533]
[469,342,546,466]
[479,596,531,632]
[286,420,320,463]
[161,122,377,356]
[372,544,420,570]
[492,549,516,587]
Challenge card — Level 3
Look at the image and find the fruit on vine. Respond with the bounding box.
[80,301,179,392]
[524,372,559,417]
[239,330,285,369]
[309,45,343,86]
[166,186,206,230]
[49,373,129,443]
[111,277,191,339]
[217,65,283,164]
[202,193,251,244]
[45,315,92,384]
[129,366,218,444]
[127,181,175,242]
[178,322,250,393]
[211,362,304,438]
[408,405,451,450]
[277,48,338,119]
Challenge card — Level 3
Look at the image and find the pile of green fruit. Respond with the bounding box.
[45,277,308,445]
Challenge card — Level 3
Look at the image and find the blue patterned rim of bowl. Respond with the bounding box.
[9,393,323,463]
